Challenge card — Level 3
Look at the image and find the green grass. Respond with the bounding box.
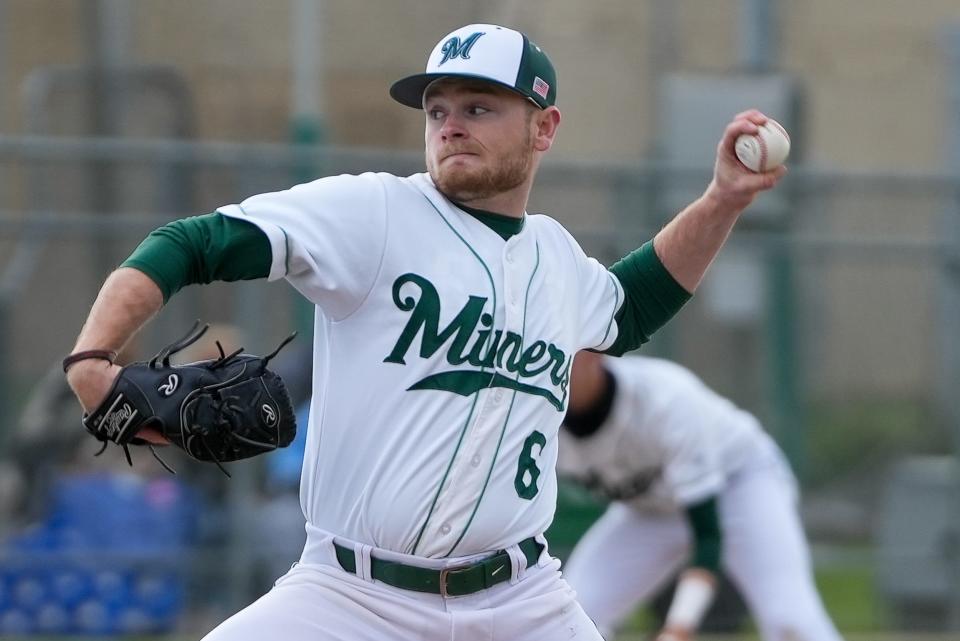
[816,561,887,632]
[607,548,891,639]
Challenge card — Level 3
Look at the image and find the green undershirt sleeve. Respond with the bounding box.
[604,240,692,356]
[685,497,723,573]
[121,213,272,303]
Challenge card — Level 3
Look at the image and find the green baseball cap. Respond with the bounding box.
[390,24,557,110]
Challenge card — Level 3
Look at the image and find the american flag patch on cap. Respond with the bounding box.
[532,76,550,99]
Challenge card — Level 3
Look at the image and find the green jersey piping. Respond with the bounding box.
[597,271,622,348]
[409,195,497,556]
[445,240,542,556]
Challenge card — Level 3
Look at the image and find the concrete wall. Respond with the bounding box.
[0,0,956,405]
[2,0,957,169]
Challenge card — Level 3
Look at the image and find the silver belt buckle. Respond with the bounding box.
[438,563,473,598]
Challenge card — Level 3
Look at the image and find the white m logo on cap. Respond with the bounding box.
[439,32,485,66]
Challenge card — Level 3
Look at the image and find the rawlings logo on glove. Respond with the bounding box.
[83,322,298,476]
[98,400,139,440]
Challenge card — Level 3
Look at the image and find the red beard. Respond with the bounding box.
[428,136,534,203]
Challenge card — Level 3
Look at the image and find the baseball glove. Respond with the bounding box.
[82,322,298,475]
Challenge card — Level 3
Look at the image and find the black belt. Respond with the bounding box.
[334,537,542,598]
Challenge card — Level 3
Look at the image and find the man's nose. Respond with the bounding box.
[440,114,467,140]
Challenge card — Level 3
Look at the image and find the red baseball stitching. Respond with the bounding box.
[768,119,790,143]
[758,133,768,172]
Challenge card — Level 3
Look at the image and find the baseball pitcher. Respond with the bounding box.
[560,351,844,641]
[63,23,786,641]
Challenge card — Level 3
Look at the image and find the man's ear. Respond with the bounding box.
[533,106,562,152]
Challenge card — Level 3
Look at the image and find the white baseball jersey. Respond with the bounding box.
[558,355,765,513]
[559,355,844,641]
[218,171,624,558]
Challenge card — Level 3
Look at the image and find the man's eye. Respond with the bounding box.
[428,108,444,120]
[468,106,490,116]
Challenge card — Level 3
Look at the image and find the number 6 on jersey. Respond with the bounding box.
[515,430,547,499]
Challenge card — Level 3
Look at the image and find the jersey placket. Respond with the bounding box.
[421,234,533,555]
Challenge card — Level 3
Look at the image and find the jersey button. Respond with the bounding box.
[506,252,514,263]
[440,523,452,535]
[471,454,481,467]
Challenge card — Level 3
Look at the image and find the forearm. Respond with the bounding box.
[658,567,718,641]
[654,109,787,292]
[65,214,270,415]
[652,189,741,293]
[66,268,163,412]
[72,267,163,354]
[655,497,723,639]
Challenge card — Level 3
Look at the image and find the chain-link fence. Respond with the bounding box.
[0,136,958,636]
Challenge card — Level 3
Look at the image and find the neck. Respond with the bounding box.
[451,183,531,218]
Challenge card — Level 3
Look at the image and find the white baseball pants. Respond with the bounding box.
[563,436,844,641]
[201,529,605,641]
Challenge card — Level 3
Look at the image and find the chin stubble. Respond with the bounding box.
[428,135,534,202]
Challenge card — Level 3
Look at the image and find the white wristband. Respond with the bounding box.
[664,572,716,630]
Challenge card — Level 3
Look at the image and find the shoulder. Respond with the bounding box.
[525,212,572,237]
[611,357,723,423]
[228,173,388,213]
[605,357,703,431]
[286,171,437,198]
[257,172,434,217]
[525,213,590,261]
[291,171,392,197]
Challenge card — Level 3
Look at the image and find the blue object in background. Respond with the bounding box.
[11,573,46,610]
[133,571,182,620]
[43,473,199,552]
[34,602,70,634]
[0,472,201,635]
[116,605,155,635]
[0,607,33,636]
[91,569,129,610]
[6,523,57,552]
[50,569,92,609]
[73,599,113,636]
[266,401,309,491]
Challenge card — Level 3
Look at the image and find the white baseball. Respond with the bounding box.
[734,119,791,173]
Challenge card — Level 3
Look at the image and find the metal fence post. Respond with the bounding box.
[941,24,960,631]
[0,0,7,134]
[767,232,804,480]
[739,0,779,72]
[290,0,326,337]
[0,297,9,442]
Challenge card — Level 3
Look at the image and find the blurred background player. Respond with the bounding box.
[559,350,844,641]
